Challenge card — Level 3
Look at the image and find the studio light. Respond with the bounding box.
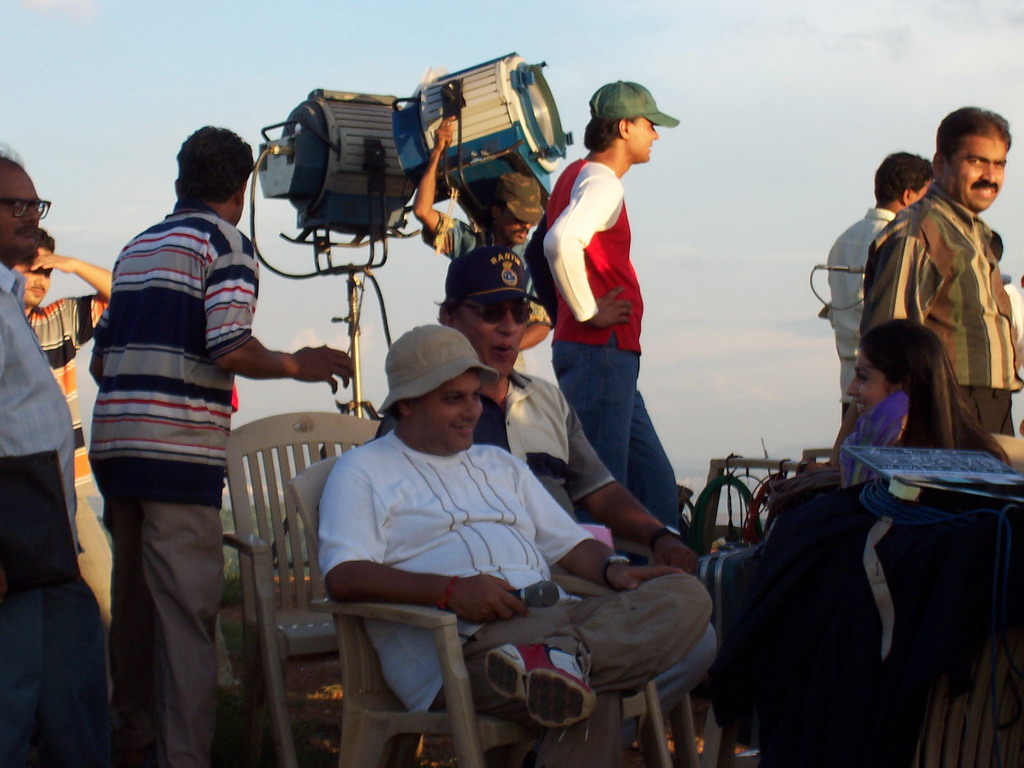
[259,90,414,244]
[393,52,569,226]
[251,54,568,419]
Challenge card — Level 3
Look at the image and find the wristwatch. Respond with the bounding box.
[602,555,631,587]
[648,525,682,551]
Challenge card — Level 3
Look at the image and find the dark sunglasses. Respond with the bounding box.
[464,300,531,324]
[28,267,53,277]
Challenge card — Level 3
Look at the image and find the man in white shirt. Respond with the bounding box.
[543,81,680,527]
[825,153,931,415]
[319,325,711,768]
[0,151,108,767]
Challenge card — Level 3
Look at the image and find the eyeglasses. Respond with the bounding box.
[464,300,532,324]
[27,267,53,277]
[0,198,51,219]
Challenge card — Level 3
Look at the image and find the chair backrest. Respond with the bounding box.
[287,456,339,535]
[288,457,407,709]
[226,412,378,618]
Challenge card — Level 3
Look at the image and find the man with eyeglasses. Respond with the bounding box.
[437,246,715,739]
[440,247,695,566]
[413,116,551,351]
[0,151,109,766]
[15,227,114,632]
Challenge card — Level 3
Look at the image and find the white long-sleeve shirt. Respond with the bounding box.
[544,161,624,322]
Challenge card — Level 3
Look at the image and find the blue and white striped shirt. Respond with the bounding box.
[90,199,258,507]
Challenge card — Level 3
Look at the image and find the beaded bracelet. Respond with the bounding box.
[437,575,459,610]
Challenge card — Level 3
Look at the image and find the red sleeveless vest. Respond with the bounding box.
[546,159,643,352]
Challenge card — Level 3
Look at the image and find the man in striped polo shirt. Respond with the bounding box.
[17,228,114,630]
[862,107,1019,434]
[90,127,353,768]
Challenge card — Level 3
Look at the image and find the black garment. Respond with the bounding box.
[523,214,558,322]
[710,485,1024,768]
[474,394,511,452]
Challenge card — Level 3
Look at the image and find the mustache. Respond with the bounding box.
[972,180,999,191]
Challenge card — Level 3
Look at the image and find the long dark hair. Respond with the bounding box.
[859,320,1007,461]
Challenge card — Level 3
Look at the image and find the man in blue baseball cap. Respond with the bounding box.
[440,246,716,739]
[543,82,680,527]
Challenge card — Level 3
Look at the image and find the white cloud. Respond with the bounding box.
[19,0,96,23]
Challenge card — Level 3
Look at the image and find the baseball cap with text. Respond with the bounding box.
[444,246,538,306]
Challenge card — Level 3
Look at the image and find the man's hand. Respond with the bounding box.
[33,251,114,300]
[652,536,698,573]
[33,251,77,273]
[605,564,683,592]
[446,574,529,623]
[434,116,456,154]
[287,346,353,392]
[584,286,631,328]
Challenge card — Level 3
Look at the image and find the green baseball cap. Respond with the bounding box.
[589,81,679,127]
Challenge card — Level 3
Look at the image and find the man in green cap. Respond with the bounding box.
[413,115,552,350]
[543,81,680,527]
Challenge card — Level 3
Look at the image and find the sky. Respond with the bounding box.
[6,0,1024,491]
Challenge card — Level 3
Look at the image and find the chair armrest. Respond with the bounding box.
[222,531,277,629]
[311,598,457,630]
[222,531,271,558]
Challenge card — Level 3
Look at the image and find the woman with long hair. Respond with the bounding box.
[841,319,1006,485]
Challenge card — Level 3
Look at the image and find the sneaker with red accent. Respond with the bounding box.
[485,643,595,727]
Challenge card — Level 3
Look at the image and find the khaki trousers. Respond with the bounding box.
[106,498,223,768]
[461,574,712,768]
[75,491,112,631]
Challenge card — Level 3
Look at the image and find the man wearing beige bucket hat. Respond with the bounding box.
[318,325,711,767]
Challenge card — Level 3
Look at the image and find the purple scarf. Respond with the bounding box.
[841,390,909,486]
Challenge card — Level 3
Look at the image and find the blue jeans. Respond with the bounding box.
[553,338,679,526]
[0,579,109,768]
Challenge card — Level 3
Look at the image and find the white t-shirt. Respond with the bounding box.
[318,432,590,710]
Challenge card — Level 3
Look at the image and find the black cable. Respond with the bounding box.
[248,146,325,280]
[809,264,863,312]
[364,271,392,347]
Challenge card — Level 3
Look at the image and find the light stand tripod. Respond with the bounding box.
[331,263,377,419]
